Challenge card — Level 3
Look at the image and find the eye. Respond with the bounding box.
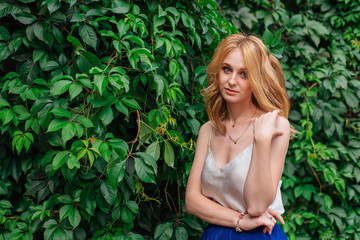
[222,66,231,73]
[239,71,248,78]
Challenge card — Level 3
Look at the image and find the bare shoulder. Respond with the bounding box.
[196,121,212,147]
[276,116,290,132]
[199,121,211,137]
[275,116,291,139]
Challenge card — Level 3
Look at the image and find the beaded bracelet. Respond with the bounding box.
[235,211,247,232]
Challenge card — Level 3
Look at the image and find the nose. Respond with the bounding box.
[228,73,237,87]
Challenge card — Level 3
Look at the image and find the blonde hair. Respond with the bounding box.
[202,33,291,135]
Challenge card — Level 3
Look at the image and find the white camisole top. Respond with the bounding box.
[201,126,285,214]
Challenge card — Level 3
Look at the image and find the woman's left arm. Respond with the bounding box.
[243,110,290,216]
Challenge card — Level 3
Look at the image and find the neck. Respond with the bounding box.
[226,101,257,123]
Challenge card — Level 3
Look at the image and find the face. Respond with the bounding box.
[218,48,253,104]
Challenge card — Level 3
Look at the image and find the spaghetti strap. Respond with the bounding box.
[208,124,212,146]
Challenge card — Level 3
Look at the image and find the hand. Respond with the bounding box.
[239,208,284,235]
[253,110,283,141]
[262,208,285,234]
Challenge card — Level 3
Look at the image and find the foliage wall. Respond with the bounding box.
[0,0,235,239]
[220,0,360,239]
[0,0,359,240]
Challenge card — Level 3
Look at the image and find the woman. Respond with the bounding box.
[185,33,291,239]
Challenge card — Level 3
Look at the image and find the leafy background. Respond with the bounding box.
[0,0,359,239]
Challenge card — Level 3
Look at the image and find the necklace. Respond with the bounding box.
[226,108,257,144]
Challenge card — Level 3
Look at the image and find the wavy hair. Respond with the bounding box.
[202,33,291,135]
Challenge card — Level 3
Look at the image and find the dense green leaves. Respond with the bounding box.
[221,0,360,239]
[0,0,227,238]
[2,0,358,239]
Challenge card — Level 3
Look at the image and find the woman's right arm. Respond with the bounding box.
[185,122,240,228]
[185,122,280,233]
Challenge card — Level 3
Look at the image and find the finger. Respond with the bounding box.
[269,215,277,224]
[274,129,284,136]
[267,209,285,224]
[265,221,274,235]
[263,226,272,234]
[272,109,280,115]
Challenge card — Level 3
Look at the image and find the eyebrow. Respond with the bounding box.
[222,63,247,71]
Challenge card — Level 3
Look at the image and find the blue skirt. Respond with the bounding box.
[201,223,288,240]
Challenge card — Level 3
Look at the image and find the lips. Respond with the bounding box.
[224,88,238,95]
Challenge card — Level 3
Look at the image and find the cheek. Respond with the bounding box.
[218,72,225,82]
[244,82,253,93]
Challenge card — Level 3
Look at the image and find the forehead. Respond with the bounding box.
[222,48,245,68]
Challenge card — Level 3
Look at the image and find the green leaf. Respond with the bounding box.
[76,51,101,74]
[100,181,117,205]
[306,20,329,35]
[50,108,72,118]
[164,141,174,168]
[62,122,77,142]
[47,119,68,132]
[67,35,83,48]
[111,0,131,14]
[69,82,83,100]
[136,152,157,173]
[122,35,145,47]
[59,205,72,221]
[0,199,12,208]
[1,109,14,125]
[344,91,358,109]
[169,60,179,77]
[0,98,11,108]
[116,19,130,38]
[76,149,87,161]
[50,80,73,96]
[58,195,73,204]
[154,222,173,240]
[20,60,39,82]
[87,150,95,166]
[53,151,69,170]
[14,11,37,25]
[69,207,81,228]
[262,28,274,46]
[75,116,94,128]
[0,180,8,195]
[0,43,12,62]
[0,26,11,41]
[121,98,141,109]
[126,200,139,214]
[187,118,201,136]
[153,14,166,32]
[79,24,97,50]
[146,141,161,161]
[175,226,188,240]
[153,74,165,97]
[108,161,126,188]
[121,206,133,223]
[52,226,67,240]
[134,157,155,183]
[67,153,79,169]
[99,106,114,125]
[289,14,302,26]
[115,101,128,116]
[99,142,111,162]
[94,74,108,95]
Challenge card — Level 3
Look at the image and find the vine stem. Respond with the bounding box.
[100,110,141,180]
[104,51,118,72]
[304,157,322,218]
[303,92,322,218]
[127,110,141,145]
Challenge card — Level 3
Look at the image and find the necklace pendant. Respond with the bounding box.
[234,141,237,144]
